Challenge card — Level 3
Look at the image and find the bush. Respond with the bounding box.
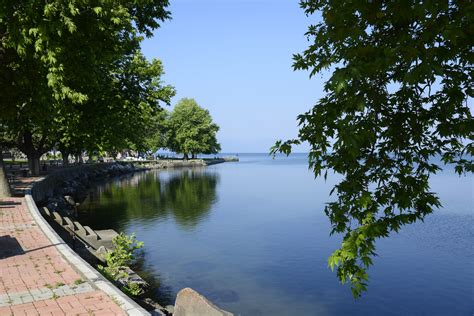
[98,233,144,296]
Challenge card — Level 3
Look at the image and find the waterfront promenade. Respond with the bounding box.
[0,197,126,315]
[0,171,132,315]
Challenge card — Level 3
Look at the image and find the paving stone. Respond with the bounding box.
[20,295,34,303]
[0,197,128,315]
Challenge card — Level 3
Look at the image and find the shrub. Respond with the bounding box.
[98,233,144,296]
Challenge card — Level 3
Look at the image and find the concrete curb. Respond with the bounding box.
[24,186,151,316]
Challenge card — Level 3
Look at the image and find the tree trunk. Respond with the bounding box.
[183,153,189,160]
[75,153,83,164]
[191,153,196,159]
[0,152,12,198]
[60,150,69,166]
[27,153,41,176]
[18,130,47,176]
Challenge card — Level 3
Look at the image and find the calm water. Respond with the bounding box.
[78,154,474,315]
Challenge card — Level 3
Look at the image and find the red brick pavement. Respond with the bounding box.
[0,197,126,315]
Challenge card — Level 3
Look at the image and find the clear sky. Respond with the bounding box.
[141,0,326,153]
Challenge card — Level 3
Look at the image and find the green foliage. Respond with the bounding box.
[143,109,169,153]
[166,98,221,158]
[99,233,144,279]
[73,278,85,286]
[123,282,143,297]
[98,233,145,296]
[273,1,473,297]
[0,0,173,174]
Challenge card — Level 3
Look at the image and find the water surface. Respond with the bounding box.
[78,154,474,315]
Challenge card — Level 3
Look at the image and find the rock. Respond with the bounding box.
[165,305,175,314]
[174,288,233,316]
[43,162,140,224]
[141,298,168,316]
[64,195,75,206]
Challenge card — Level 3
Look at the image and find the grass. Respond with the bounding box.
[73,278,85,285]
[110,295,122,307]
[3,160,28,165]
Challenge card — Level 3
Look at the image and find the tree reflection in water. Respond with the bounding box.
[77,168,219,306]
[78,168,219,231]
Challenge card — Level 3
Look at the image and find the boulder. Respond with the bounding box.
[174,288,233,316]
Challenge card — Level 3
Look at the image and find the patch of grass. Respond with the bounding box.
[110,295,122,306]
[55,282,65,288]
[52,293,59,300]
[3,160,28,165]
[44,283,53,289]
[73,278,85,285]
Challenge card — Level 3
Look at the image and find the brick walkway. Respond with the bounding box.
[0,197,126,315]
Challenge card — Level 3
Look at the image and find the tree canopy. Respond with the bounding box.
[273,0,473,297]
[165,98,221,159]
[0,0,174,178]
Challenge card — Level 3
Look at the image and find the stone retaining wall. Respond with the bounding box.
[31,162,138,203]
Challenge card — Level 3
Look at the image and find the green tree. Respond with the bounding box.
[0,0,172,181]
[62,53,175,157]
[166,98,221,159]
[273,1,473,297]
[144,109,169,155]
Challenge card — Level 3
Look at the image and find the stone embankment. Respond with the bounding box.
[32,162,142,217]
[19,162,234,315]
[134,157,239,169]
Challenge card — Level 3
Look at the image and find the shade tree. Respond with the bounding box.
[165,98,221,159]
[0,0,173,186]
[272,0,473,297]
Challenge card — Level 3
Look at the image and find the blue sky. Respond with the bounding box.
[141,0,326,153]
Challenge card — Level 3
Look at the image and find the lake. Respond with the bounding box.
[78,153,474,315]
